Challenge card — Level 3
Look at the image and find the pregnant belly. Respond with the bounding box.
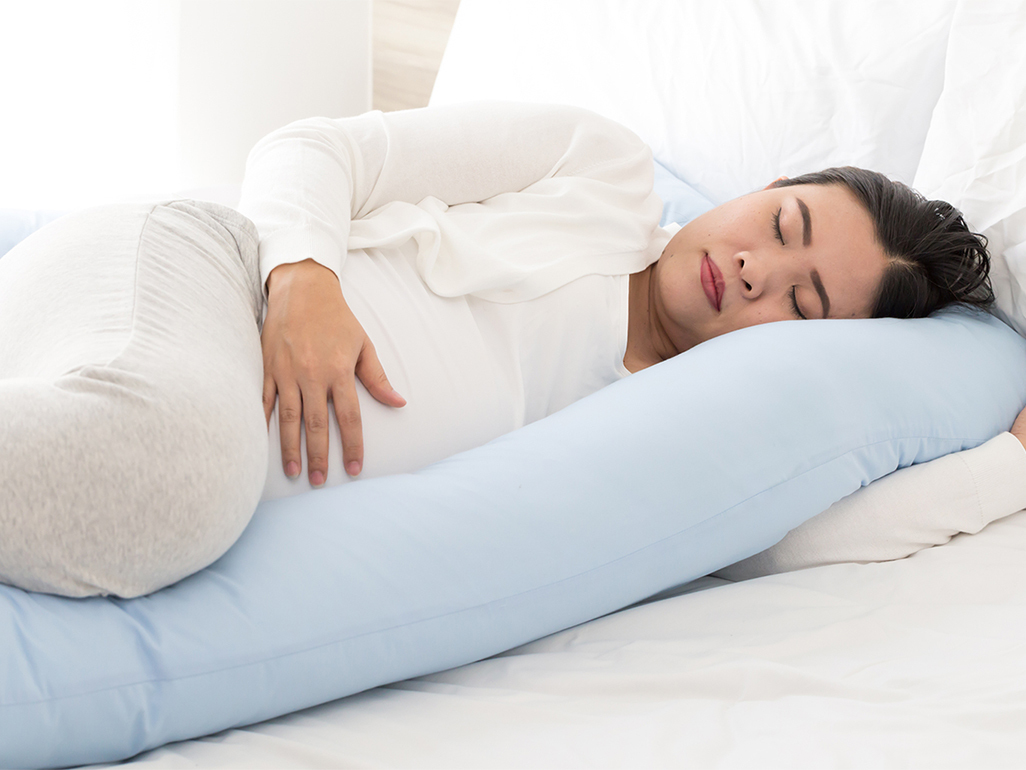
[261,247,519,502]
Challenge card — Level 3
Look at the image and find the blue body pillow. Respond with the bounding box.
[2,306,1025,768]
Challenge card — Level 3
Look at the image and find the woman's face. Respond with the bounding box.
[653,181,890,353]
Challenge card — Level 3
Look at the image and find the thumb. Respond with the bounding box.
[355,342,406,408]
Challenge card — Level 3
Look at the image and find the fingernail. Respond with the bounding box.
[392,389,406,406]
[310,470,325,487]
[286,461,299,478]
[347,461,361,476]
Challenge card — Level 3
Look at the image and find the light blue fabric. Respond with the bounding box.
[2,306,1025,768]
[0,209,68,259]
[652,159,715,226]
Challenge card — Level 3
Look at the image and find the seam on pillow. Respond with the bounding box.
[1,434,987,709]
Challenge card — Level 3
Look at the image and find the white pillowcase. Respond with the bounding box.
[716,432,1026,580]
[912,0,1026,337]
[432,0,956,202]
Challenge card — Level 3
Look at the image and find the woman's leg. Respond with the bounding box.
[0,200,267,597]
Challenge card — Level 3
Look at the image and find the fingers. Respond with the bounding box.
[332,377,365,477]
[262,376,277,429]
[302,383,331,488]
[356,341,406,408]
[272,362,392,484]
[278,379,335,488]
[277,384,304,481]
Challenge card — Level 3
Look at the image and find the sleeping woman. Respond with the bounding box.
[239,101,997,501]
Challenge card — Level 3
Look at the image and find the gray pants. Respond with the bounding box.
[0,200,267,597]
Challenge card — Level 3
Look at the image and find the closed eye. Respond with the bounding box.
[789,286,807,320]
[772,208,785,245]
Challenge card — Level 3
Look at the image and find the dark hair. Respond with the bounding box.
[771,167,993,319]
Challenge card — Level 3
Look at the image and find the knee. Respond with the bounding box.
[0,380,267,598]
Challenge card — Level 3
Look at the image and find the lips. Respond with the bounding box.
[700,254,725,312]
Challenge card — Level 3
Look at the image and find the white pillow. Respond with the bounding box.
[912,0,1026,337]
[432,0,956,202]
[715,432,1026,581]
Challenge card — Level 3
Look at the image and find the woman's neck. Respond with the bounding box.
[624,264,674,373]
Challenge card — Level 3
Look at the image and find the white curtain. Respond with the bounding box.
[0,0,371,210]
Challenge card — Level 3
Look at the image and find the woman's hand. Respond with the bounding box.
[262,259,406,485]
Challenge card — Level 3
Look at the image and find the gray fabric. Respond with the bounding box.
[0,200,267,597]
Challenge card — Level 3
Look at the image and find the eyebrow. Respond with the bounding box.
[796,197,812,246]
[811,269,831,318]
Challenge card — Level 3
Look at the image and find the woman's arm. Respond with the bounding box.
[238,101,656,486]
[239,101,655,297]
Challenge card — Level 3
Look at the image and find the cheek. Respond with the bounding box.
[727,303,790,332]
[659,256,698,307]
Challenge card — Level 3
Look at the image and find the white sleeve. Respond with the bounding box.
[715,432,1026,581]
[237,101,657,298]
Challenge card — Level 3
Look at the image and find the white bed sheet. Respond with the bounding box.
[94,505,1026,769]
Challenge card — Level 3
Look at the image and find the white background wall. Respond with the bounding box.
[0,0,371,210]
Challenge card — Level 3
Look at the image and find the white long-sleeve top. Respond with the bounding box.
[239,101,666,303]
[238,100,1026,574]
[239,102,672,500]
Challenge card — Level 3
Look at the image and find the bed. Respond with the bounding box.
[5,0,1021,766]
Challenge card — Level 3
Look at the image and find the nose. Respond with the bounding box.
[735,251,765,299]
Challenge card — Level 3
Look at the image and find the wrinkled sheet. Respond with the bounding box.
[93,507,1026,769]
